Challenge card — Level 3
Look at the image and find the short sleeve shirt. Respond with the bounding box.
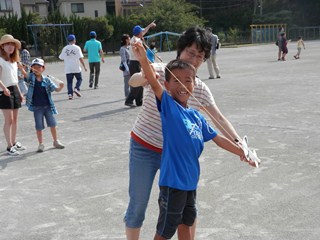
[157,91,217,190]
[59,44,84,73]
[84,39,102,63]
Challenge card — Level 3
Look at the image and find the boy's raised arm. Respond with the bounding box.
[131,42,163,100]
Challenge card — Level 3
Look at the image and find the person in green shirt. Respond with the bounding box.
[83,31,105,89]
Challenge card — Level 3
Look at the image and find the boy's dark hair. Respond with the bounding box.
[20,40,28,50]
[165,59,196,82]
[176,26,212,61]
[150,42,156,49]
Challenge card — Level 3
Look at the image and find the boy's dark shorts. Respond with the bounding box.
[0,85,21,109]
[156,186,197,239]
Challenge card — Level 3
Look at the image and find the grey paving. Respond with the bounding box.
[0,41,319,240]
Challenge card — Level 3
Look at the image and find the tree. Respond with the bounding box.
[107,15,132,53]
[129,0,206,33]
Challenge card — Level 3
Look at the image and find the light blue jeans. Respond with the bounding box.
[124,137,162,228]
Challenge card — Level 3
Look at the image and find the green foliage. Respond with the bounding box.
[120,0,206,52]
[226,27,242,44]
[129,0,206,33]
[253,10,293,25]
[0,28,7,38]
[106,15,132,53]
[202,2,253,32]
[217,31,226,44]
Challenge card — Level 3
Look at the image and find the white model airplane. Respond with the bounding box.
[241,136,261,168]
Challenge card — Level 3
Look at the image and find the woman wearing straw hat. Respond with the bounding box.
[0,34,26,155]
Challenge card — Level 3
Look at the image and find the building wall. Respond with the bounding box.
[12,0,21,17]
[23,3,48,18]
[59,0,107,18]
[0,0,21,18]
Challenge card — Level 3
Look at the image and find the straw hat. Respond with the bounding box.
[0,34,21,49]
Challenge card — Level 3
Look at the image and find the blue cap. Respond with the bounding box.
[133,25,144,36]
[67,34,76,41]
[90,31,97,37]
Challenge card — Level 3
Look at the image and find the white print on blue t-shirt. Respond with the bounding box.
[183,117,203,141]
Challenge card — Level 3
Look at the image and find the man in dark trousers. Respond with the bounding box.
[125,21,156,107]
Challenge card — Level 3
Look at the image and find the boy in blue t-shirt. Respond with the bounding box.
[132,42,254,239]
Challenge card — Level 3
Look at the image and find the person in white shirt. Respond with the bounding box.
[125,21,156,107]
[0,34,26,155]
[59,34,87,100]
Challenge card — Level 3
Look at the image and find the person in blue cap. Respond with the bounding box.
[125,21,156,107]
[83,31,105,89]
[59,34,87,100]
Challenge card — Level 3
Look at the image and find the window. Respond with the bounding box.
[106,0,115,15]
[71,3,84,13]
[0,0,13,11]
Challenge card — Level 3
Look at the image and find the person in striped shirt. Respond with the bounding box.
[124,27,243,240]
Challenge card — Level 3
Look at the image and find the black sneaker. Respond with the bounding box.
[7,146,20,156]
[125,103,136,107]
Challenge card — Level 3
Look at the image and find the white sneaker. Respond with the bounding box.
[37,143,45,153]
[53,140,65,149]
[13,142,26,150]
[7,146,20,156]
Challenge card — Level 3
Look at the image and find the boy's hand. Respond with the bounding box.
[240,154,257,167]
[148,20,156,29]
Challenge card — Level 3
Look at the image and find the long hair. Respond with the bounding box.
[0,44,20,62]
[176,26,212,61]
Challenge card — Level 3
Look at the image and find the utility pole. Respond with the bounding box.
[259,0,263,16]
[253,0,263,16]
